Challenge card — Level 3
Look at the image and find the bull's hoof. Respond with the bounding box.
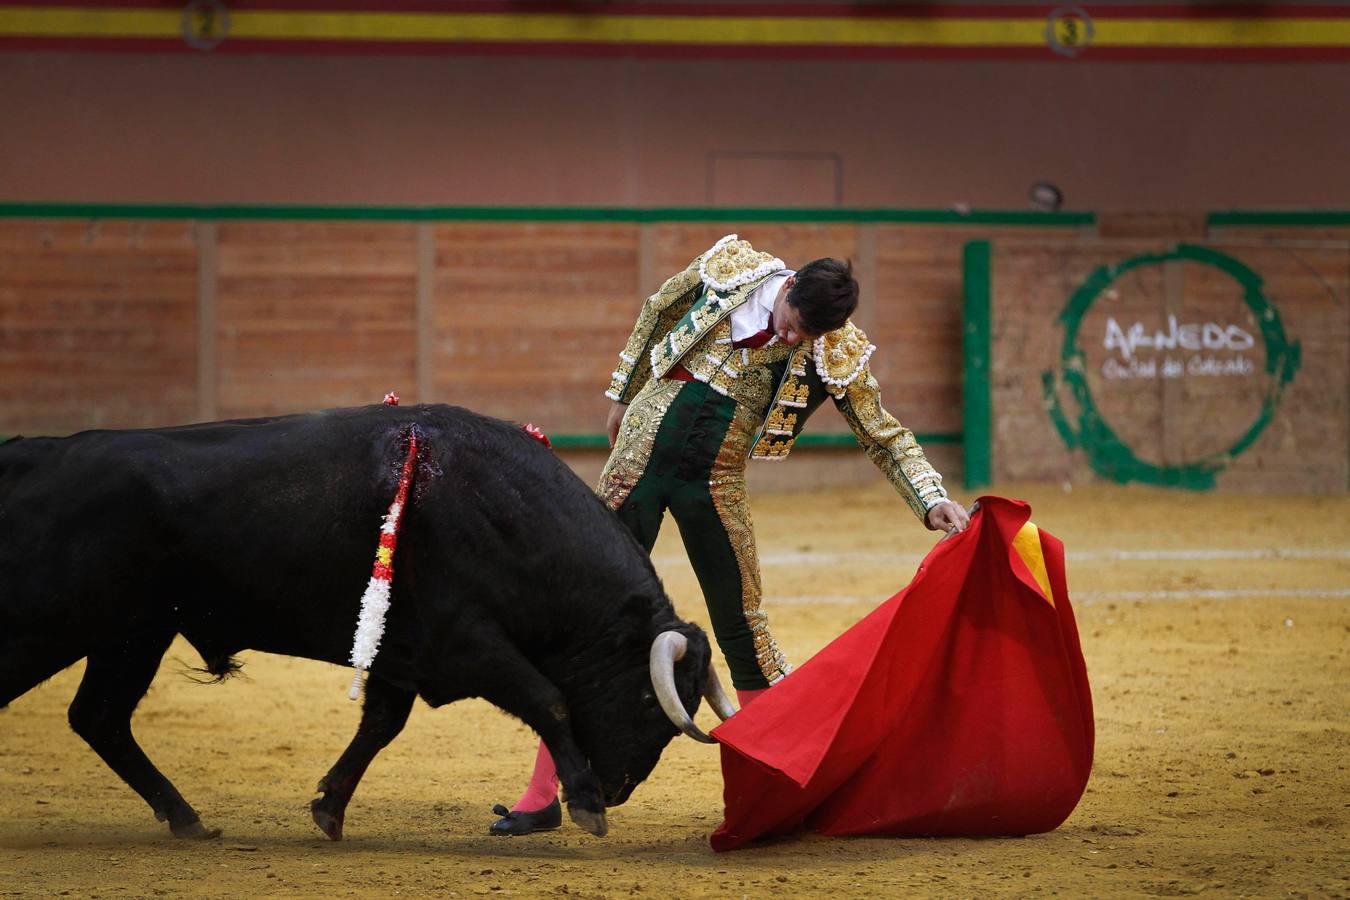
[566,804,608,838]
[311,799,345,841]
[171,819,222,840]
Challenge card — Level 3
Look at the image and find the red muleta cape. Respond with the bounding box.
[710,496,1094,851]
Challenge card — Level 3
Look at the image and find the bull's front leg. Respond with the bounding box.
[487,685,607,838]
[426,645,608,837]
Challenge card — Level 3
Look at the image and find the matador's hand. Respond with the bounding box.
[926,499,971,534]
[606,401,628,448]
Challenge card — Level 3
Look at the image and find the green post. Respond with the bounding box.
[962,240,992,489]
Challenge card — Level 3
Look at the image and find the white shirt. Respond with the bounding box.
[728,270,793,342]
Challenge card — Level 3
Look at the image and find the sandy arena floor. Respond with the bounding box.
[1,482,1347,897]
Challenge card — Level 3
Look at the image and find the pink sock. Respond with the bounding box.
[512,740,559,812]
[736,688,767,707]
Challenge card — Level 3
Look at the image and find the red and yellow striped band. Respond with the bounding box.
[1,3,1347,60]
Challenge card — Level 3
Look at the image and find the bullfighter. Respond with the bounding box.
[492,234,970,835]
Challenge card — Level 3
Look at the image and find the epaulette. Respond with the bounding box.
[812,322,877,397]
[698,234,785,292]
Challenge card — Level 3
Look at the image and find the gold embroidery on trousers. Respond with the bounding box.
[709,403,792,685]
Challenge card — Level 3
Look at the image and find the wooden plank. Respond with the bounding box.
[0,219,198,434]
[1160,257,1184,466]
[1209,245,1348,492]
[196,222,218,422]
[1098,212,1206,240]
[432,222,641,432]
[215,221,417,417]
[853,223,878,336]
[638,223,658,298]
[991,242,1120,484]
[1208,225,1350,243]
[874,225,1079,437]
[416,223,435,404]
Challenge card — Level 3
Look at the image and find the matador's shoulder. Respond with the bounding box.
[812,321,877,398]
[697,234,785,292]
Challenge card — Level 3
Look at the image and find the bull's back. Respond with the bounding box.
[0,404,658,664]
[0,429,184,631]
[0,408,394,641]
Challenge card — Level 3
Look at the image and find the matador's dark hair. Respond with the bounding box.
[787,258,859,336]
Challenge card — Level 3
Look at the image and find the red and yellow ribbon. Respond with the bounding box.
[1,3,1346,60]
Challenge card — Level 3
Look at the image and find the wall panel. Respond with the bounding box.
[431,222,640,432]
[215,222,418,418]
[871,225,1092,438]
[0,219,197,434]
[5,211,1344,495]
[3,55,1348,211]
[988,239,1348,492]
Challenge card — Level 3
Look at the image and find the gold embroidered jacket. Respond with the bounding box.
[605,235,949,521]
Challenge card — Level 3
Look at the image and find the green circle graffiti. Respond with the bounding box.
[1040,244,1301,490]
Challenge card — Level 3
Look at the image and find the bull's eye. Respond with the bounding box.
[640,689,657,708]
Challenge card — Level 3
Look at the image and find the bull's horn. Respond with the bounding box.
[649,631,715,744]
[702,662,737,722]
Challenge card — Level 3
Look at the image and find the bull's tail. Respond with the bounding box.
[180,654,243,684]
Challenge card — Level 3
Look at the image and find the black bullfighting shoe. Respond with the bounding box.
[489,798,562,836]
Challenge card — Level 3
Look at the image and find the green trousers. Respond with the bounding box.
[597,378,790,690]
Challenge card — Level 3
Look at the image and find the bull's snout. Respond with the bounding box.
[604,775,637,807]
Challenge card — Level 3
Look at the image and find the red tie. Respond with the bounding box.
[667,314,775,382]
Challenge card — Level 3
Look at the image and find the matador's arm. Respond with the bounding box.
[605,255,704,403]
[819,326,949,526]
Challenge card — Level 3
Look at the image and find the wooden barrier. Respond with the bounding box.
[431,222,640,432]
[4,206,1344,492]
[0,209,1086,453]
[0,219,199,434]
[975,237,1349,492]
[215,221,419,418]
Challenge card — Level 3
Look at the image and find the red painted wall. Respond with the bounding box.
[1,52,1347,209]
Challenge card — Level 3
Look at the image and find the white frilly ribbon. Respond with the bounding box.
[347,425,418,700]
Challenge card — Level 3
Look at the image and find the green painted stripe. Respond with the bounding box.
[550,432,960,449]
[1208,211,1350,227]
[0,430,957,449]
[962,240,992,490]
[786,432,962,447]
[0,202,1093,227]
[548,434,612,449]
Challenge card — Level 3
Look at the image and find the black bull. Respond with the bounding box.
[0,404,714,839]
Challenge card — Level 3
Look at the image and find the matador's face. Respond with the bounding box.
[771,276,822,347]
